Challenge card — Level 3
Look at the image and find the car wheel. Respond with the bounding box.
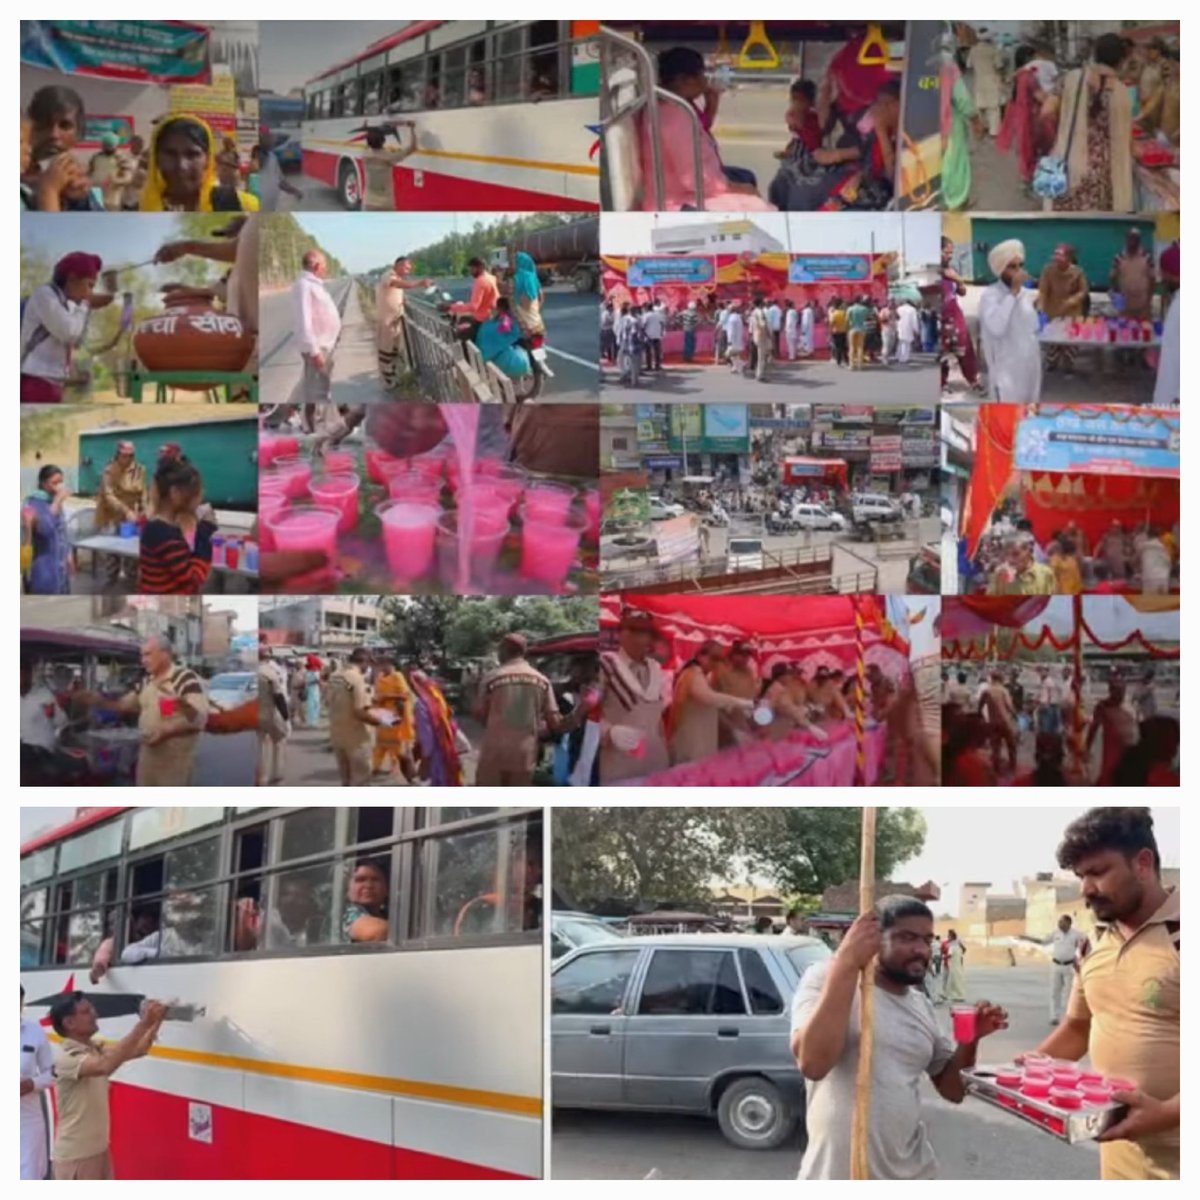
[715,1076,795,1151]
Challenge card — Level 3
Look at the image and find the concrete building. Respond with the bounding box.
[650,218,785,257]
[260,596,384,651]
[959,881,1027,939]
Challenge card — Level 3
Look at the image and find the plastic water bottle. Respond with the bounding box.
[141,1001,206,1022]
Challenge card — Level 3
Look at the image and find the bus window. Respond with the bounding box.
[342,856,391,944]
[21,847,56,888]
[386,60,424,112]
[59,873,105,965]
[425,56,442,109]
[129,806,222,851]
[21,888,47,968]
[264,863,336,950]
[362,70,383,117]
[352,807,394,846]
[437,807,499,825]
[280,808,336,862]
[418,816,541,939]
[442,45,469,108]
[529,21,562,99]
[495,27,525,102]
[122,837,221,962]
[59,820,125,874]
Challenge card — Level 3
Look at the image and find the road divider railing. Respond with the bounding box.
[401,300,520,404]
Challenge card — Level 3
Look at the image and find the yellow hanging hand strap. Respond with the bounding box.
[737,20,780,69]
[857,23,889,67]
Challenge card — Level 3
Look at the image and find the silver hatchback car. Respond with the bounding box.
[551,932,831,1149]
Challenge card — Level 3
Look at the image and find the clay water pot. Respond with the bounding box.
[133,304,255,388]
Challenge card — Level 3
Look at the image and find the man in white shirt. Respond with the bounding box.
[290,249,342,404]
[641,302,665,372]
[20,661,66,752]
[896,300,920,364]
[714,302,731,364]
[767,299,783,359]
[783,300,799,360]
[725,304,748,375]
[21,985,55,1180]
[979,239,1043,402]
[791,897,1007,1178]
[800,301,815,357]
[1047,914,1088,1024]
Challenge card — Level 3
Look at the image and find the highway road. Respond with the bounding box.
[260,275,598,405]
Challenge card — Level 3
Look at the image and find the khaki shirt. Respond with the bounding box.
[478,659,558,772]
[136,665,208,787]
[1068,887,1179,1179]
[327,667,372,750]
[53,1038,110,1160]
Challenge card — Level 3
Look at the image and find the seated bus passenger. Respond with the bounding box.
[234,876,322,950]
[640,47,776,212]
[121,893,210,962]
[342,859,389,943]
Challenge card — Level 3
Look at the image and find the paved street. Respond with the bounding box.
[604,517,938,592]
[603,355,939,405]
[268,719,480,787]
[261,276,598,405]
[962,131,1042,213]
[551,965,1100,1180]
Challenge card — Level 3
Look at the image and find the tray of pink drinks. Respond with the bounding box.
[961,1053,1132,1144]
[258,434,600,595]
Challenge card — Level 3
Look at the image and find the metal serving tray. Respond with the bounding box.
[962,1065,1128,1144]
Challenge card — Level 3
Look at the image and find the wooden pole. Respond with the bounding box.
[852,596,868,786]
[850,806,878,1181]
[1071,594,1085,770]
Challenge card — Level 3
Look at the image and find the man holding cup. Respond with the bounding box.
[790,895,1008,1178]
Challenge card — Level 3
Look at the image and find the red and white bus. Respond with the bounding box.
[301,20,600,211]
[20,805,543,1179]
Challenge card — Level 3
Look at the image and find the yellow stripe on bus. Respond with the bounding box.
[48,1035,540,1118]
[306,139,600,177]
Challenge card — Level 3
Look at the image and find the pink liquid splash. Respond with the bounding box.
[439,406,481,593]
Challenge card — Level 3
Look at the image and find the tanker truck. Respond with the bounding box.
[489,215,600,294]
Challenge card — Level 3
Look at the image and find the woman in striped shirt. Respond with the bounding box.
[137,456,217,594]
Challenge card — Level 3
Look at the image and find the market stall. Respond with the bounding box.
[961,404,1180,574]
[599,593,914,786]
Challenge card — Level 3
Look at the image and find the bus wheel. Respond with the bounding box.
[339,162,361,210]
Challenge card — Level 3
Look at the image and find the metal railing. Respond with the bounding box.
[597,25,705,211]
[399,301,498,404]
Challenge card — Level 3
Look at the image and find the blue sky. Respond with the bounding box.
[1034,596,1178,641]
[295,212,542,273]
[260,21,403,94]
[21,213,198,267]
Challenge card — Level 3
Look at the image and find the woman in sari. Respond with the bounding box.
[410,669,466,787]
[998,46,1050,184]
[940,235,983,393]
[23,465,72,595]
[140,116,260,213]
[1052,33,1134,213]
[940,40,979,211]
[511,251,545,339]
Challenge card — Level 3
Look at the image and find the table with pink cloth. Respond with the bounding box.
[622,721,886,787]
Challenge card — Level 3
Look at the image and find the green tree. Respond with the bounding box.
[258,213,345,287]
[744,807,928,898]
[552,808,765,910]
[380,596,599,664]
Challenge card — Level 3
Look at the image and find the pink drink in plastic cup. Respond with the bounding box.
[1051,1089,1082,1110]
[584,489,602,542]
[474,457,504,477]
[365,448,403,485]
[995,1070,1023,1088]
[520,517,582,590]
[951,1005,977,1043]
[224,539,240,570]
[258,494,290,552]
[523,483,576,523]
[457,484,513,524]
[260,433,299,467]
[1051,1067,1082,1088]
[310,473,360,534]
[377,501,440,584]
[387,474,443,505]
[410,455,446,482]
[159,695,178,718]
[1078,1070,1106,1086]
[322,450,355,475]
[267,505,340,561]
[1021,1078,1052,1099]
[436,510,509,591]
[1081,1084,1113,1104]
[273,456,312,499]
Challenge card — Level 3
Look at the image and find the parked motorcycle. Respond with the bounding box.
[438,293,551,401]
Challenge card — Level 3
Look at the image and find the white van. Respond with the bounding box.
[792,503,848,532]
[851,493,902,523]
[726,537,764,573]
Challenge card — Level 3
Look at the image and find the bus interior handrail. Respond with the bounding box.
[597,25,665,213]
[652,84,705,211]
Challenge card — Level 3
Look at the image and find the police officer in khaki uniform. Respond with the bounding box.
[79,635,209,786]
[327,648,385,786]
[1036,808,1179,1180]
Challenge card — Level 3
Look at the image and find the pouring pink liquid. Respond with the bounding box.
[439,406,482,593]
[436,510,510,592]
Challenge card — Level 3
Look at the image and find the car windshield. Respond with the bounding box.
[209,673,252,691]
[729,540,761,553]
[784,940,833,980]
[558,917,621,948]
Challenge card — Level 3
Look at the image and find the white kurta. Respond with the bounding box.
[1153,291,1179,407]
[968,42,1002,108]
[979,283,1043,402]
[896,304,920,344]
[20,1014,54,1180]
[800,307,814,353]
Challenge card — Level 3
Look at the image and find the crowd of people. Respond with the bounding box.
[600,609,936,784]
[638,40,902,212]
[945,28,1179,211]
[602,292,938,385]
[965,512,1179,596]
[257,632,598,788]
[942,662,1179,787]
[21,85,263,213]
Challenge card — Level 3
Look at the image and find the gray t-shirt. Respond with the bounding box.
[790,959,955,1180]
